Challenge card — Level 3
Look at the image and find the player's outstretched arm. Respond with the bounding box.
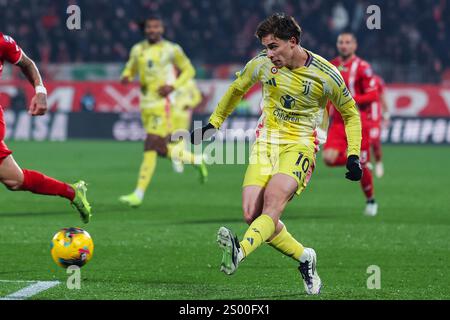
[190,81,246,145]
[338,101,363,181]
[16,51,47,116]
[325,66,362,181]
[190,55,263,145]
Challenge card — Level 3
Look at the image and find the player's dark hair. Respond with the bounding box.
[338,31,357,42]
[138,13,163,30]
[255,13,302,44]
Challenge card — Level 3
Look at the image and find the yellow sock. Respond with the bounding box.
[267,225,305,261]
[168,141,197,165]
[239,214,275,258]
[136,151,157,193]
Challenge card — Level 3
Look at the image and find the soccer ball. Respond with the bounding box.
[50,227,94,268]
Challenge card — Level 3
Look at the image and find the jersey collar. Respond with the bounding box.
[285,48,313,72]
[304,50,313,67]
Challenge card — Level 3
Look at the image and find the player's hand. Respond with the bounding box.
[190,123,217,145]
[28,93,47,116]
[345,155,362,181]
[158,85,174,97]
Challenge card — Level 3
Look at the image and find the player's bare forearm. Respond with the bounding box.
[16,52,43,88]
[16,51,47,116]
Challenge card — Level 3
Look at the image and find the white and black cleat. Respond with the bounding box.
[298,248,322,295]
[364,199,378,216]
[217,226,242,275]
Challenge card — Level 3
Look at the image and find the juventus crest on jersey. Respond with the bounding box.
[210,48,361,156]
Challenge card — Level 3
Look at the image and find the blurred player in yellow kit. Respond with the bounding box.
[119,14,207,208]
[169,77,204,176]
[192,13,363,294]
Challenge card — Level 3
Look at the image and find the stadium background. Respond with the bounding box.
[0,0,449,301]
[1,0,450,143]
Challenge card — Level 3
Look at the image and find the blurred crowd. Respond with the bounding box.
[1,0,449,82]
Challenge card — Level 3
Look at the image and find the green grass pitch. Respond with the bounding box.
[0,141,449,300]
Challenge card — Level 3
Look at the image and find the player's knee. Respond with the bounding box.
[263,190,285,215]
[323,150,339,166]
[242,206,259,225]
[155,145,168,157]
[0,177,23,191]
[322,151,336,166]
[243,213,254,225]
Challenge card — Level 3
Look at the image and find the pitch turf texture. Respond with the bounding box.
[0,141,449,300]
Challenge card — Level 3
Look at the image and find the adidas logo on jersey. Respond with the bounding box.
[265,78,277,87]
[293,171,302,180]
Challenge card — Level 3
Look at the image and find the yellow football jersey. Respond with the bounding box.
[170,79,202,112]
[121,39,195,111]
[169,79,202,131]
[209,49,361,156]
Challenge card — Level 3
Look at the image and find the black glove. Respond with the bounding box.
[190,122,217,145]
[345,155,363,181]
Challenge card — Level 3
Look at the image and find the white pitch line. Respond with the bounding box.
[0,281,60,300]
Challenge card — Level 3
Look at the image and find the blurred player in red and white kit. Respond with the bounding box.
[323,32,379,216]
[0,33,91,223]
[369,74,390,178]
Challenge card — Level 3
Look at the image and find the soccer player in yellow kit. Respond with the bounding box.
[119,15,207,207]
[169,78,204,176]
[191,13,363,295]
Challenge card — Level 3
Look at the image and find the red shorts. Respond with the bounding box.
[324,112,371,164]
[0,106,13,164]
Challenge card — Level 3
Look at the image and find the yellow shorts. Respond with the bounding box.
[141,108,172,137]
[243,140,316,195]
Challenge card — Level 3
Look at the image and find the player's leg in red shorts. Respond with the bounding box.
[0,107,75,200]
[360,112,376,208]
[323,121,347,166]
[0,107,13,164]
[370,120,382,163]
